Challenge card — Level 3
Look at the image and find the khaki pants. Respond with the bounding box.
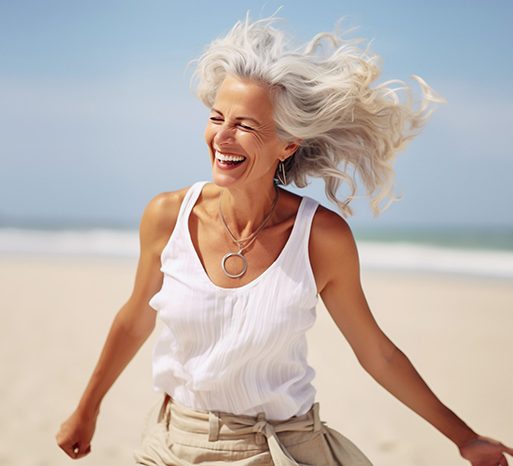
[134,395,373,466]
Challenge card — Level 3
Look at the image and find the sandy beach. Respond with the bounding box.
[1,255,512,466]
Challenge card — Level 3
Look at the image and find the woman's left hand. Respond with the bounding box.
[460,435,513,466]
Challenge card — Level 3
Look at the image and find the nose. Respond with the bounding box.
[214,123,235,147]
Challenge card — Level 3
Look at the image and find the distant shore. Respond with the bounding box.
[1,255,512,466]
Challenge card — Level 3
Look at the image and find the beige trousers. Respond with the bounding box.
[133,395,373,466]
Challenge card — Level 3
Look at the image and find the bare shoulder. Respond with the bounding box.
[309,203,359,293]
[143,187,189,228]
[140,186,190,255]
[127,186,191,311]
[310,204,357,253]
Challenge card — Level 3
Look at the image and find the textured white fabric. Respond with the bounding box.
[149,181,320,421]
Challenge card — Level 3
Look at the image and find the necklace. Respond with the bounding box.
[219,185,280,279]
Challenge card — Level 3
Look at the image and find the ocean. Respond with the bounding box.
[1,225,513,280]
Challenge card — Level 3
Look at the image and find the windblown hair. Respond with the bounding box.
[193,15,444,217]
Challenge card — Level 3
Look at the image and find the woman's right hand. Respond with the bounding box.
[54,191,182,459]
[56,408,99,459]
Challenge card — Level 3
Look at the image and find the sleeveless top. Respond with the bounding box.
[149,181,320,421]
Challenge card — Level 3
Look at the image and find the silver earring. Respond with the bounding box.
[277,160,287,185]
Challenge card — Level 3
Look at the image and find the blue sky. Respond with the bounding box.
[1,0,512,227]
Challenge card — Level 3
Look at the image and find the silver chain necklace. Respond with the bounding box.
[218,185,280,279]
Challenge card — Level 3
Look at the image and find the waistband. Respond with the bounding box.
[153,395,372,466]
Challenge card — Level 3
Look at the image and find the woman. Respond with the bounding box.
[56,16,512,465]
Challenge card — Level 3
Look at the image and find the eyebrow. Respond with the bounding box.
[211,108,262,127]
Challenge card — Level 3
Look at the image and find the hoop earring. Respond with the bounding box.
[276,160,287,185]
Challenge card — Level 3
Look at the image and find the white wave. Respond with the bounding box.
[1,229,513,279]
[358,242,513,279]
[0,228,139,257]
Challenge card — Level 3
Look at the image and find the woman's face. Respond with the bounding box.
[204,74,296,188]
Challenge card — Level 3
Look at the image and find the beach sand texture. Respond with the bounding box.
[1,256,512,466]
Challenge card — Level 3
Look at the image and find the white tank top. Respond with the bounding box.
[149,181,320,420]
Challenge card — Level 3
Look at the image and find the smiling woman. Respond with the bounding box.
[55,13,513,466]
[193,16,443,217]
[205,75,300,189]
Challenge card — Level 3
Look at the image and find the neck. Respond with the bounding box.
[218,182,279,238]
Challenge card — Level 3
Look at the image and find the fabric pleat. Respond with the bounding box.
[134,396,373,466]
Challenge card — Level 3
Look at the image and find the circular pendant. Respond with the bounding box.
[221,251,248,278]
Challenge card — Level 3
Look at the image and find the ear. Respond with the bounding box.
[281,139,302,161]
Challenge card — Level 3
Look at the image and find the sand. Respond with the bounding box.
[1,255,512,466]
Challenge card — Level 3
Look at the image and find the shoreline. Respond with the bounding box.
[2,248,513,283]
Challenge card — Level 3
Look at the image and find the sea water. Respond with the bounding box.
[1,226,513,279]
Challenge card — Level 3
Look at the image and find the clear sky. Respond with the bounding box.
[1,0,512,228]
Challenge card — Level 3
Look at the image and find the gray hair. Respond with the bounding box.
[193,15,444,217]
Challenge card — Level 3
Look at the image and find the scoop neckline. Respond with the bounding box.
[185,181,306,292]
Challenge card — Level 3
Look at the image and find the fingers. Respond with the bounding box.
[494,441,513,466]
[72,443,91,459]
[503,443,513,457]
[497,454,508,466]
[56,439,91,460]
[69,443,91,459]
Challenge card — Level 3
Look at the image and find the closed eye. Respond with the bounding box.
[209,117,254,131]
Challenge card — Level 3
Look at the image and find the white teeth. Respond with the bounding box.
[215,151,246,162]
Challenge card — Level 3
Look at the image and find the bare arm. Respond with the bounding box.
[56,190,185,460]
[312,209,513,465]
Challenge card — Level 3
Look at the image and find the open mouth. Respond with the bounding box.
[215,150,247,167]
